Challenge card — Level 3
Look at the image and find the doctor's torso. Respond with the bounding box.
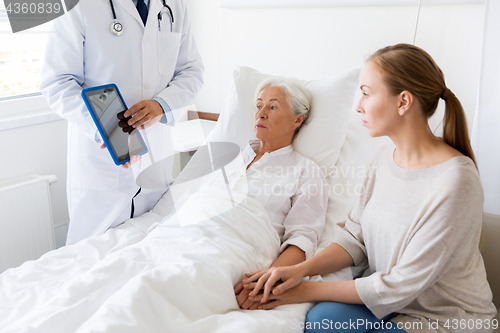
[60,0,185,108]
[44,0,190,191]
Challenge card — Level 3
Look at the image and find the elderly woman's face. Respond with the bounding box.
[254,86,302,144]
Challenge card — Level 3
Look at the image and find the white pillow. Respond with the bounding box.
[205,66,361,170]
[316,86,391,280]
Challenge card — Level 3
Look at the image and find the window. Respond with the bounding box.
[0,1,49,100]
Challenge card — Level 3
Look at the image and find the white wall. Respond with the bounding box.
[186,0,485,135]
[0,119,69,245]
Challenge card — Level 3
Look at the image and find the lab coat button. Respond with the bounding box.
[144,83,150,89]
[143,38,148,43]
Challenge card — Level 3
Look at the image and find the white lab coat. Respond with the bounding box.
[40,0,204,245]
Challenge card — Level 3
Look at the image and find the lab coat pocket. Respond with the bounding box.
[157,31,181,76]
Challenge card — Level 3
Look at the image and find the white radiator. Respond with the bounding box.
[0,175,58,273]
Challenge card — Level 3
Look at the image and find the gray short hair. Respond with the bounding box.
[254,77,312,136]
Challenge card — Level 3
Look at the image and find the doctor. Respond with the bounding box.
[40,0,204,245]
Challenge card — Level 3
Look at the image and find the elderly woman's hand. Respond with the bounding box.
[234,270,284,310]
[234,282,264,310]
[246,282,313,310]
[242,265,307,304]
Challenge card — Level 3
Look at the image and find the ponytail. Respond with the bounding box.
[368,44,477,166]
[441,89,477,166]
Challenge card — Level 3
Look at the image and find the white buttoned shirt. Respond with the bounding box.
[164,140,328,258]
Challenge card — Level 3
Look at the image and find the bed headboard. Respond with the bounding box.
[188,110,220,122]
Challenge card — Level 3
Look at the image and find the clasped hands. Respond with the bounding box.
[234,265,309,310]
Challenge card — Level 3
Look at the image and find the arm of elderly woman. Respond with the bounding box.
[235,159,329,310]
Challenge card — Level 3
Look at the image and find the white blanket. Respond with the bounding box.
[1,188,324,333]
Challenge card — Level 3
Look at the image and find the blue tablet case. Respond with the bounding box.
[81,84,148,165]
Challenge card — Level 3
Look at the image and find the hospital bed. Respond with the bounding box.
[0,66,390,333]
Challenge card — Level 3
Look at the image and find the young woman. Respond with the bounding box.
[240,44,497,333]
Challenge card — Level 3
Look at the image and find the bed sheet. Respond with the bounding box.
[0,187,350,333]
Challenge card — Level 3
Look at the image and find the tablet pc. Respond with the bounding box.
[81,84,148,165]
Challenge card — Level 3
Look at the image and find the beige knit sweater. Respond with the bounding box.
[332,143,497,333]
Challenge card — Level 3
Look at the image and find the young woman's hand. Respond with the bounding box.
[243,264,307,304]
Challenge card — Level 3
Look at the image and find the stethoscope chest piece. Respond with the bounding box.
[108,0,173,36]
[110,20,124,36]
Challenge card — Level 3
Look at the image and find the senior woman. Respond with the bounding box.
[222,77,329,310]
[157,77,327,260]
[148,76,328,310]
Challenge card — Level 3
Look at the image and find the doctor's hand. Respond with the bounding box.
[99,142,142,169]
[122,100,164,131]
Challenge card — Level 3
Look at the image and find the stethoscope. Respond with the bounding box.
[109,0,174,36]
